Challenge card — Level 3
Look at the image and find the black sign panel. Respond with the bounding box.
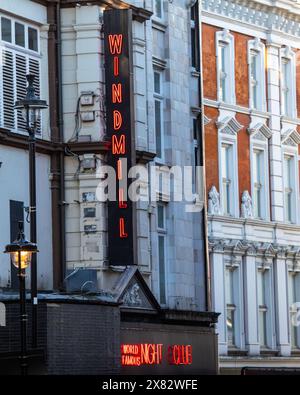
[104,9,136,266]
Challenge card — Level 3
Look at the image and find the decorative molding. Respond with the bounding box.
[204,115,212,125]
[208,238,300,259]
[123,283,143,307]
[248,122,272,140]
[216,115,243,135]
[208,239,225,253]
[281,44,295,59]
[241,190,254,219]
[244,243,257,256]
[208,186,221,215]
[136,150,156,164]
[216,28,233,43]
[151,18,167,32]
[152,56,167,70]
[191,107,211,125]
[202,0,300,38]
[281,128,300,146]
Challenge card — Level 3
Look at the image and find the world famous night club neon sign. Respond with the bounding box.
[121,344,193,367]
[104,9,136,266]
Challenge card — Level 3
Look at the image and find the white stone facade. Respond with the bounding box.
[204,0,300,372]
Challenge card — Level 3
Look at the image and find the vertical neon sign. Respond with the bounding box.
[104,9,136,266]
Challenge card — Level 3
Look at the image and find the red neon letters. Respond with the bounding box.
[167,345,192,365]
[113,110,122,130]
[119,218,128,238]
[121,344,193,367]
[112,83,122,103]
[112,134,126,155]
[108,34,123,54]
[108,33,129,240]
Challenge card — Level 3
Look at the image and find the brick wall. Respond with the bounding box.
[46,302,120,375]
[0,299,120,375]
[0,301,47,354]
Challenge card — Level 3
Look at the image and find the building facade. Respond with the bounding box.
[0,0,218,375]
[203,0,300,373]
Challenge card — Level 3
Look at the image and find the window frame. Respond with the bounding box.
[153,0,164,20]
[250,137,270,220]
[216,29,235,104]
[153,69,165,163]
[248,39,266,111]
[190,5,199,70]
[157,202,168,306]
[218,133,239,217]
[224,261,244,349]
[256,263,276,351]
[280,46,297,119]
[0,15,40,54]
[287,268,300,349]
[282,147,299,224]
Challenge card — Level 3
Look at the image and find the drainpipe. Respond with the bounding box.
[195,0,211,311]
[56,2,66,288]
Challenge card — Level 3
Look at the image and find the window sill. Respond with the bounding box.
[151,18,167,32]
[249,108,270,119]
[281,115,298,125]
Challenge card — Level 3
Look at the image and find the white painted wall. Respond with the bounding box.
[0,0,47,25]
[0,145,53,290]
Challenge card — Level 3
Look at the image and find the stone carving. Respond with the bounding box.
[248,122,272,140]
[281,128,300,146]
[241,190,253,219]
[216,116,243,135]
[123,283,142,307]
[208,186,221,215]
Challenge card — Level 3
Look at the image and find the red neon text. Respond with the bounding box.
[112,134,126,155]
[167,345,192,365]
[112,83,122,103]
[119,218,128,238]
[121,344,192,367]
[113,110,122,130]
[113,56,119,76]
[108,34,123,55]
[119,189,127,209]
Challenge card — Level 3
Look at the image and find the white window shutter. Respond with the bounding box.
[2,50,15,129]
[1,48,41,133]
[29,57,41,133]
[16,53,27,131]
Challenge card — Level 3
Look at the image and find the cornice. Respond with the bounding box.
[136,150,156,164]
[202,0,300,39]
[0,128,57,154]
[208,237,300,257]
[0,128,110,155]
[32,0,152,22]
[207,213,300,231]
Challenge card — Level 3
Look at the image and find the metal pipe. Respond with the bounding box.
[27,110,38,348]
[19,251,28,376]
[195,0,211,311]
[56,2,66,288]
